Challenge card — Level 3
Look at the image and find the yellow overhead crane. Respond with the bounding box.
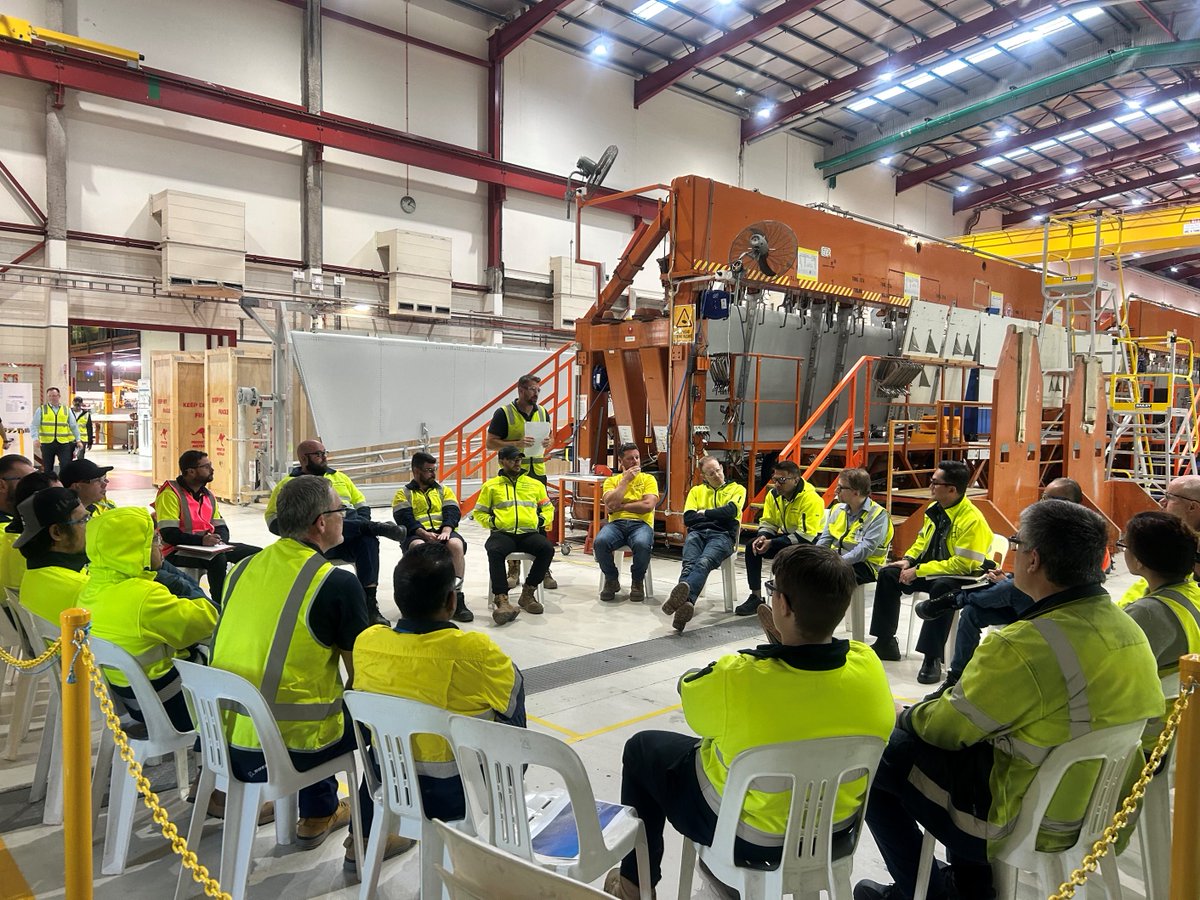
[953,205,1200,264]
[0,13,141,66]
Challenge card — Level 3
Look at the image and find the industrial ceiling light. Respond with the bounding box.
[995,128,1012,139]
[1189,141,1200,153]
[879,156,893,165]
[956,184,970,192]
[353,303,371,311]
[1064,166,1078,175]
[734,87,746,97]
[756,106,774,119]
[1034,214,1046,221]
[592,41,609,56]
[1171,266,1180,273]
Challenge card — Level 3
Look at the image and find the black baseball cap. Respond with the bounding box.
[59,459,114,488]
[13,488,84,549]
[497,445,523,461]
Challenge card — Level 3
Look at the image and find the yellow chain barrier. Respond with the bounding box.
[0,638,61,670]
[74,631,231,900]
[1048,679,1197,900]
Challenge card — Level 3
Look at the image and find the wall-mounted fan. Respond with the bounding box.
[565,145,619,215]
[728,221,798,279]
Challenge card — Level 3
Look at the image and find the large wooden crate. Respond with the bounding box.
[150,351,206,484]
[205,347,272,502]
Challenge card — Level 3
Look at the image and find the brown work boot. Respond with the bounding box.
[518,583,544,614]
[604,867,655,899]
[506,559,521,589]
[343,832,416,875]
[599,578,621,602]
[542,568,559,590]
[629,581,646,603]
[672,600,695,632]
[492,593,520,625]
[757,602,781,645]
[661,581,690,616]
[296,798,351,850]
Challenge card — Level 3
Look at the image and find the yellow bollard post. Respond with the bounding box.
[1169,653,1200,900]
[60,608,93,900]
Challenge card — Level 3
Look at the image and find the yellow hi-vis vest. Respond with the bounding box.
[37,404,72,443]
[827,501,893,577]
[392,482,459,532]
[502,402,549,477]
[210,539,344,752]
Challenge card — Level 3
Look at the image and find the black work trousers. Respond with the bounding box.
[41,441,75,476]
[869,566,962,659]
[484,531,554,595]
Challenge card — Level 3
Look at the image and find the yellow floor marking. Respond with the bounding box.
[528,715,583,740]
[0,834,35,900]
[564,703,683,744]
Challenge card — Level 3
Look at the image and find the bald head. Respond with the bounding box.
[1043,477,1083,504]
[1163,475,1200,531]
[296,439,329,476]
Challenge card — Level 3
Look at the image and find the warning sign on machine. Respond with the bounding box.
[672,304,695,344]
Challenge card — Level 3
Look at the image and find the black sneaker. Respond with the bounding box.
[853,881,898,900]
[915,593,959,621]
[870,636,901,661]
[453,591,474,623]
[734,594,763,616]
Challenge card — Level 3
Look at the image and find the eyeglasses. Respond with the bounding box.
[764,580,776,596]
[1007,533,1025,550]
[772,475,797,483]
[64,513,92,527]
[1163,491,1198,505]
[304,450,329,458]
[1115,539,1128,551]
[315,505,352,523]
[929,479,952,486]
[85,476,108,484]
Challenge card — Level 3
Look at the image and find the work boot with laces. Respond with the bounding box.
[629,581,646,603]
[491,593,519,625]
[518,583,544,614]
[542,568,559,590]
[599,578,621,602]
[506,559,521,589]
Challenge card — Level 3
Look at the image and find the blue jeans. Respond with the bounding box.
[948,578,1033,676]
[680,531,734,602]
[594,519,654,581]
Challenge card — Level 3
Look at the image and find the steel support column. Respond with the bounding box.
[44,0,70,392]
[301,0,323,272]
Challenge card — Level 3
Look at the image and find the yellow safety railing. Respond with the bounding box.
[1049,656,1199,900]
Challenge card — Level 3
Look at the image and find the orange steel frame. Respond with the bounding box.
[574,175,1047,538]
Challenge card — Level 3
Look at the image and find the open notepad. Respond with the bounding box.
[171,543,233,558]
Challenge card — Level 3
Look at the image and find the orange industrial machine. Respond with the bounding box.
[573,175,1114,540]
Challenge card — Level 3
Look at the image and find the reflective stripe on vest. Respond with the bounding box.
[37,405,72,443]
[829,503,891,573]
[503,402,548,476]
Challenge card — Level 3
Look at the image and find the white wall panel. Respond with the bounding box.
[0,76,47,222]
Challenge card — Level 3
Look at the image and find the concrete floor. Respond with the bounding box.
[0,449,1158,898]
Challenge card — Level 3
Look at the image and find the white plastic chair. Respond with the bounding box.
[2,587,56,767]
[594,545,657,600]
[1128,672,1180,900]
[913,721,1145,900]
[846,584,867,643]
[342,690,472,900]
[506,552,545,606]
[905,532,1009,658]
[432,818,611,899]
[173,659,361,900]
[87,635,196,875]
[677,736,885,900]
[12,603,66,825]
[703,525,741,613]
[448,714,651,899]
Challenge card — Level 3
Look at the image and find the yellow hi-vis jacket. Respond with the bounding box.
[36,404,73,443]
[682,640,894,843]
[756,480,825,543]
[392,480,461,533]
[501,402,550,477]
[354,622,523,777]
[18,555,89,625]
[822,499,894,577]
[265,467,369,532]
[473,472,554,534]
[904,496,991,578]
[905,585,1163,855]
[0,521,20,592]
[80,508,217,687]
[210,538,344,753]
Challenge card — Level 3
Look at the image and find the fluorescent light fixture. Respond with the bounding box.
[902,73,934,90]
[966,47,1001,65]
[876,86,906,101]
[981,156,1004,166]
[848,97,878,112]
[932,59,967,77]
[756,105,774,119]
[879,156,893,165]
[994,128,1012,140]
[1064,167,1079,175]
[1115,111,1145,124]
[632,0,666,19]
[956,185,970,192]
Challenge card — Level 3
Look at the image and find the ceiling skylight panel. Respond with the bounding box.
[932,59,967,77]
[1033,16,1071,35]
[1030,139,1058,151]
[980,157,1005,167]
[902,73,934,89]
[1146,100,1180,115]
[848,97,878,112]
[1072,7,1103,20]
[632,0,667,19]
[1057,131,1085,142]
[1086,121,1117,134]
[998,31,1037,50]
[966,47,1001,65]
[1115,111,1145,124]
[876,86,907,101]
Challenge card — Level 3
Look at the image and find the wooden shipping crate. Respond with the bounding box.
[150,351,206,484]
[205,347,272,502]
